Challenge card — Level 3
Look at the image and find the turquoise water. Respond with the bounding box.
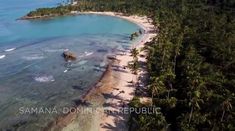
[0,0,141,130]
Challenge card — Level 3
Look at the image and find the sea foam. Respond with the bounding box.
[22,55,44,60]
[34,75,55,82]
[84,51,93,56]
[4,48,16,52]
[0,55,6,59]
[78,51,94,58]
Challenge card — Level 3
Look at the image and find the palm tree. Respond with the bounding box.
[173,34,183,73]
[164,68,175,99]
[129,58,139,75]
[149,77,165,105]
[130,48,139,58]
[137,112,168,131]
[188,90,203,123]
[128,58,139,88]
[220,98,232,122]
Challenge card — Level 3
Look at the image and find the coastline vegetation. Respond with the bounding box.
[129,48,140,75]
[24,0,235,130]
[24,0,153,19]
[26,5,72,18]
[128,0,235,131]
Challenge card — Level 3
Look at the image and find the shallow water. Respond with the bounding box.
[0,0,141,130]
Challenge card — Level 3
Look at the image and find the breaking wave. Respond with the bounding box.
[84,51,93,56]
[34,75,55,82]
[4,48,16,52]
[22,55,44,60]
[0,55,6,59]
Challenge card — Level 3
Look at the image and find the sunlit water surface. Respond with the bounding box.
[0,0,141,130]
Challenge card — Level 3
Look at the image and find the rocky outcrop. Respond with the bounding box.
[107,55,116,60]
[63,51,77,61]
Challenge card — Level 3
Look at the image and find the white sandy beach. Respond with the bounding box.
[59,12,157,131]
[84,12,157,131]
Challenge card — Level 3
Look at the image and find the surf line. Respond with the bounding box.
[0,54,6,59]
[4,47,16,52]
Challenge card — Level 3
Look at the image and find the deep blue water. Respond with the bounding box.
[0,0,141,130]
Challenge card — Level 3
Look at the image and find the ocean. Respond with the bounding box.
[0,0,141,130]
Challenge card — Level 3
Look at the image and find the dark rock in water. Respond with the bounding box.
[73,99,91,106]
[97,49,108,53]
[107,55,116,60]
[63,51,77,61]
[72,85,83,90]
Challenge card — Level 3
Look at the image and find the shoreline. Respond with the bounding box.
[94,12,156,131]
[42,12,156,131]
